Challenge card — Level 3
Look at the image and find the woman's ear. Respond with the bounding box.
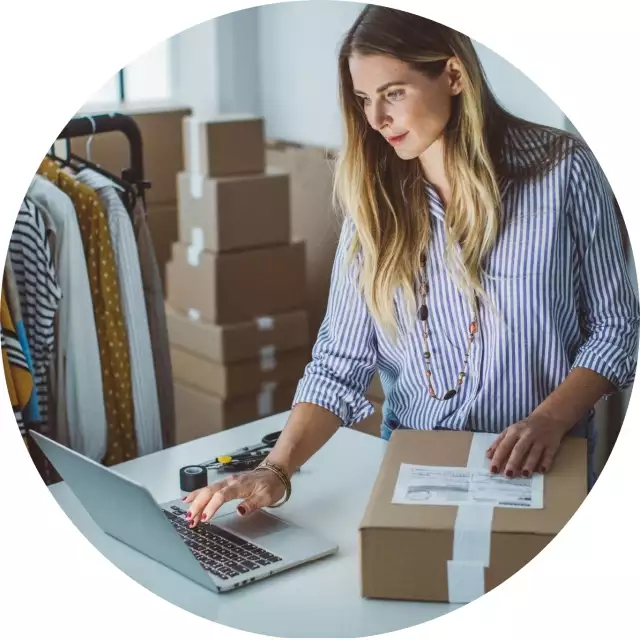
[446,56,464,95]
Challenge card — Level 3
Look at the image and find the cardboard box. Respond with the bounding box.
[266,141,339,341]
[359,430,587,603]
[177,169,290,252]
[72,100,191,205]
[174,380,298,444]
[183,115,265,178]
[171,345,309,399]
[166,241,306,325]
[166,305,309,365]
[145,201,178,295]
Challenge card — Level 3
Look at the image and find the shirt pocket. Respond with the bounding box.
[482,211,551,280]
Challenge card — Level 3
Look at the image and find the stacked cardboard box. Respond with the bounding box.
[166,114,310,444]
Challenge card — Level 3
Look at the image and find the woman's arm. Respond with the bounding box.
[184,218,379,523]
[490,141,640,477]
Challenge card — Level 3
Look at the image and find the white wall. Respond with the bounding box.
[170,18,220,118]
[258,0,365,147]
[255,0,569,147]
[171,1,571,146]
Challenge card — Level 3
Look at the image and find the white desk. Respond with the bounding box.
[48,413,458,637]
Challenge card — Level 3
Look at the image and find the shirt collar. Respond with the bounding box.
[426,175,513,222]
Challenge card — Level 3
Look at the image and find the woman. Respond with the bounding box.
[184,5,639,526]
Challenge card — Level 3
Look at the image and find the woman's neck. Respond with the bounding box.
[419,136,451,207]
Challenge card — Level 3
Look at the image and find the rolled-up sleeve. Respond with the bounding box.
[292,217,378,426]
[568,143,640,391]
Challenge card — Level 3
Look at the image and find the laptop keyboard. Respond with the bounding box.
[164,506,282,581]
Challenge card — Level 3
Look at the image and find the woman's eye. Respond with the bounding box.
[387,90,404,101]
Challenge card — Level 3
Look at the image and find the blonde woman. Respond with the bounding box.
[184,5,639,526]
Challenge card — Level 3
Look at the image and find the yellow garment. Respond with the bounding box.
[38,158,137,464]
[1,291,33,431]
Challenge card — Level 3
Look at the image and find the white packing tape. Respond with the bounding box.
[255,316,275,331]
[187,227,205,267]
[190,174,204,199]
[257,381,278,417]
[259,345,277,372]
[446,431,499,604]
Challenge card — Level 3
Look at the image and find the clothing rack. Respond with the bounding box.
[54,112,151,205]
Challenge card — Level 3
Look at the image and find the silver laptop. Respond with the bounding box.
[30,430,338,593]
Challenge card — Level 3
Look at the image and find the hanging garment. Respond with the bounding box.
[1,289,34,434]
[132,198,175,448]
[38,158,137,465]
[3,257,40,424]
[8,198,62,427]
[76,169,162,455]
[28,175,107,461]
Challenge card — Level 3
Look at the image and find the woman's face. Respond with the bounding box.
[349,53,461,161]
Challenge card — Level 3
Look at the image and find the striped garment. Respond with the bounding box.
[9,198,62,427]
[292,131,640,468]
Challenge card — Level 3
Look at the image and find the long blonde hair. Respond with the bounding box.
[335,5,577,339]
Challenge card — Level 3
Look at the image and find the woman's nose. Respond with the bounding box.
[370,103,391,131]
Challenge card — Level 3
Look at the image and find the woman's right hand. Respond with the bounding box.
[182,468,286,527]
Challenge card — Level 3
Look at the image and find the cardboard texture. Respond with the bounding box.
[266,141,340,341]
[174,380,298,444]
[177,169,290,252]
[183,115,265,178]
[166,241,306,325]
[166,304,309,365]
[353,401,383,438]
[145,201,178,295]
[359,430,587,602]
[171,345,310,399]
[72,101,191,205]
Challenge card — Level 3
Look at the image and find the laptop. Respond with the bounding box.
[30,430,338,593]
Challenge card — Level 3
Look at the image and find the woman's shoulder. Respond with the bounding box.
[501,121,594,184]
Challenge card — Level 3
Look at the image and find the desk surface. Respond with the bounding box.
[48,413,458,637]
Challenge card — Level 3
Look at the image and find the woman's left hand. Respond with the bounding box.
[486,413,569,478]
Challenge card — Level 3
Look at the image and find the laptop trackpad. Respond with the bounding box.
[217,511,292,540]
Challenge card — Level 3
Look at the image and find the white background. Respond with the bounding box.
[0,0,638,637]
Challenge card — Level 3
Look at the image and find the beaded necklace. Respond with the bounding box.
[417,253,479,401]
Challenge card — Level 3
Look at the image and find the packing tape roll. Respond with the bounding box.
[255,316,275,331]
[179,465,208,493]
[259,345,277,372]
[446,431,498,604]
[187,227,205,267]
[257,381,278,417]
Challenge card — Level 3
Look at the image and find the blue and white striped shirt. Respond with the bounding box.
[293,131,640,454]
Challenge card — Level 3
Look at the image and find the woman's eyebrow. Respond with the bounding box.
[354,81,409,96]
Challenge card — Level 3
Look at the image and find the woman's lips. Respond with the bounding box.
[387,132,408,146]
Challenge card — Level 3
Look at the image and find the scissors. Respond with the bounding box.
[198,431,282,472]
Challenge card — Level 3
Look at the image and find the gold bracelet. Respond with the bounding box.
[254,460,291,507]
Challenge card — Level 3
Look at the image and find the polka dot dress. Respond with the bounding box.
[39,158,137,465]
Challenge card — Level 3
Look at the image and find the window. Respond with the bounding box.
[82,39,172,107]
